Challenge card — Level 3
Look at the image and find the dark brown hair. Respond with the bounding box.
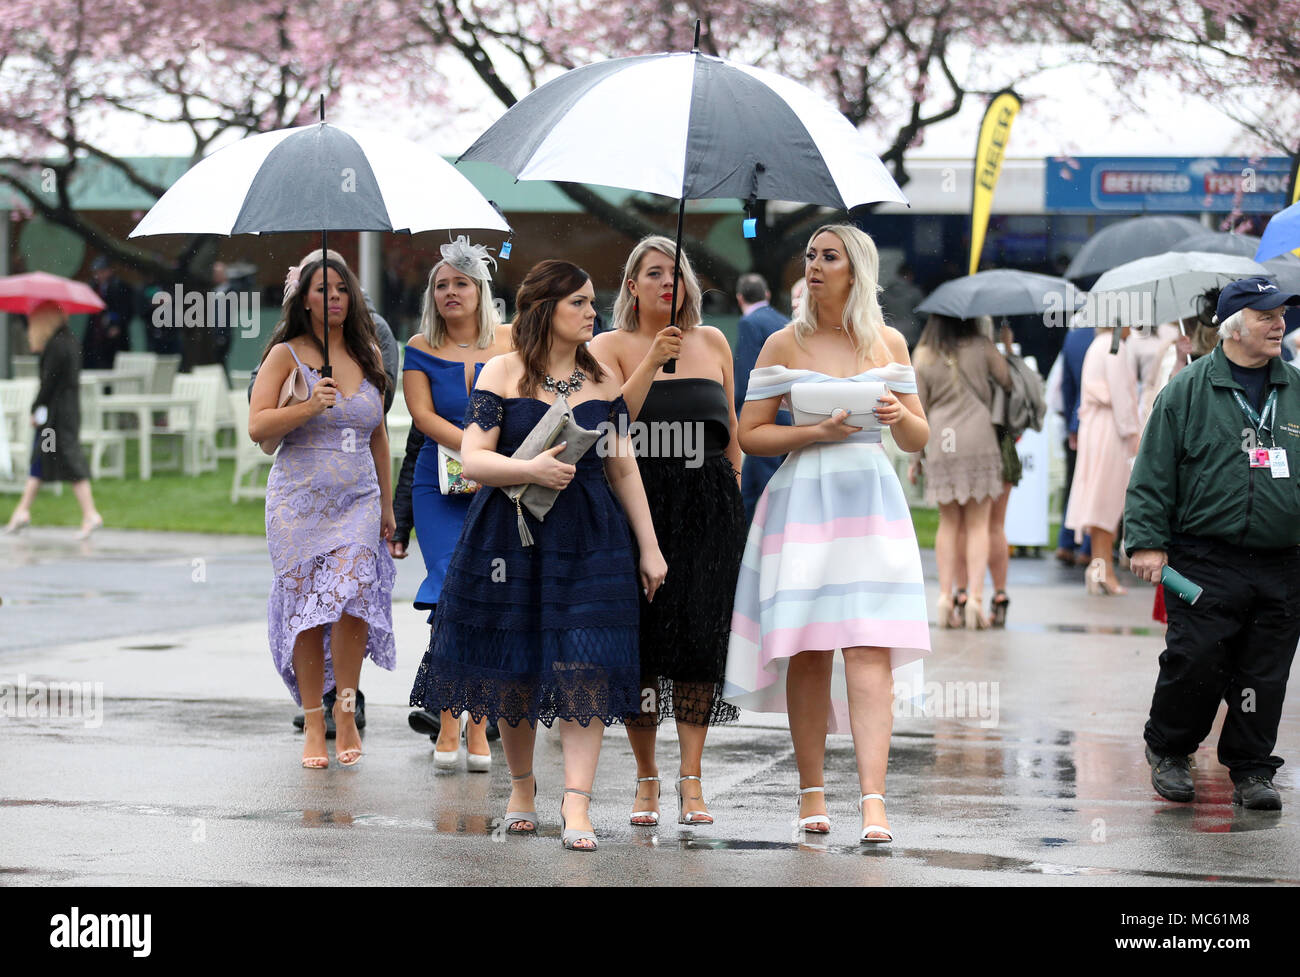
[259,255,387,396]
[915,313,981,359]
[512,259,605,399]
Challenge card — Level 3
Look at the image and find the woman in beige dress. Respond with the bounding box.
[912,315,1012,628]
[1064,327,1138,595]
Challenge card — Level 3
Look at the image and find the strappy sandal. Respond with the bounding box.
[796,786,830,834]
[502,770,539,834]
[991,591,1010,628]
[630,776,661,826]
[858,793,893,844]
[300,706,328,769]
[560,788,597,852]
[676,775,714,825]
[334,689,362,766]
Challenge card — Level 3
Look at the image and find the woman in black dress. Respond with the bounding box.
[590,236,745,827]
[4,302,102,537]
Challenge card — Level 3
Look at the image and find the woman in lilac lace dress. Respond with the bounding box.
[249,253,396,769]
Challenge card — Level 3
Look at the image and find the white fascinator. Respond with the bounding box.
[440,236,497,282]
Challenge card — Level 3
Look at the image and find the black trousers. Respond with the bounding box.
[1144,537,1300,783]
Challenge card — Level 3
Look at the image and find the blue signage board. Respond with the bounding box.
[1044,156,1291,213]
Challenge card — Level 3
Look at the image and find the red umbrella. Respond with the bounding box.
[0,272,107,315]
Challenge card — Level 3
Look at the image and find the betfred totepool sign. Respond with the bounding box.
[1045,156,1291,213]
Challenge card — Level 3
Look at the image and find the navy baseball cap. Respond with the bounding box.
[1215,277,1300,323]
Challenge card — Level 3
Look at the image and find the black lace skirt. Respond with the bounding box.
[632,455,745,727]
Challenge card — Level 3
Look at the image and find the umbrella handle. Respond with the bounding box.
[664,197,688,375]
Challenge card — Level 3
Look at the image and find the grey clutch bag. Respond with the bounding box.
[501,396,601,546]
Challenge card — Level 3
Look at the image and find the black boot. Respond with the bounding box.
[1232,776,1282,810]
[1145,745,1194,802]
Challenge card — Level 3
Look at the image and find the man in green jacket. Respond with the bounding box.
[1127,277,1300,810]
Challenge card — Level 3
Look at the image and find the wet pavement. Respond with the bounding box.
[1,528,1298,886]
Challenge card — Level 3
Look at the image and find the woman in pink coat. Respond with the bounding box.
[1064,327,1138,594]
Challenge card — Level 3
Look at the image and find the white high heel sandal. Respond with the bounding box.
[796,786,831,834]
[857,793,893,844]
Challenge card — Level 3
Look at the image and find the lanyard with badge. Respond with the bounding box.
[1236,387,1289,478]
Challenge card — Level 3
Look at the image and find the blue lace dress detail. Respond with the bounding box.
[408,390,642,727]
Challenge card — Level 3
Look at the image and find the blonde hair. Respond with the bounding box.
[419,260,501,350]
[612,235,702,332]
[793,224,886,364]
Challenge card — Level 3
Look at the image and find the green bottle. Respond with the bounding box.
[1161,566,1203,605]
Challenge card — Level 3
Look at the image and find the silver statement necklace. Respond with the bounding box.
[543,368,585,396]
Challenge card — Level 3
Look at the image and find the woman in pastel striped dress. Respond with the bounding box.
[724,224,931,844]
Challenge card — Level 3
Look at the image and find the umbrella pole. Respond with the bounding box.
[664,196,686,375]
[318,95,332,386]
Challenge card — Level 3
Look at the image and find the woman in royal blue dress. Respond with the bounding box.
[402,238,512,771]
[409,259,666,852]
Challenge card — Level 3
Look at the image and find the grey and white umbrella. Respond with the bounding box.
[461,26,906,370]
[1065,215,1204,282]
[1081,251,1268,328]
[1169,230,1261,257]
[132,111,510,371]
[915,269,1083,321]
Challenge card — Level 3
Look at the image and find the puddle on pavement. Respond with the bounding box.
[118,644,181,652]
[1008,623,1162,637]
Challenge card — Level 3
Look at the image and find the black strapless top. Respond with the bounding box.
[637,378,732,461]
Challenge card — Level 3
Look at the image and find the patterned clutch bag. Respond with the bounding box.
[437,443,481,495]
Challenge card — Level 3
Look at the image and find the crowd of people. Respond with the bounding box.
[14,221,1291,845]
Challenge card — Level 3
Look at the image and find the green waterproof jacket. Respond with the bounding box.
[1125,345,1300,553]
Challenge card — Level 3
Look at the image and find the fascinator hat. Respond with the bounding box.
[440,235,497,282]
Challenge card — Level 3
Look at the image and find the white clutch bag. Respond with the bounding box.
[789,380,886,428]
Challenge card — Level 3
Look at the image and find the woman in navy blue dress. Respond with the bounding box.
[402,239,512,770]
[409,260,666,851]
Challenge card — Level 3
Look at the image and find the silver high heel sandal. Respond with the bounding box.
[300,706,328,769]
[502,770,538,834]
[560,788,598,852]
[435,711,467,769]
[466,715,492,773]
[796,786,830,833]
[676,775,714,825]
[630,776,661,826]
[857,793,893,844]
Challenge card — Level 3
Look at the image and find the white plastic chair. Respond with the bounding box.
[228,390,273,502]
[192,364,238,459]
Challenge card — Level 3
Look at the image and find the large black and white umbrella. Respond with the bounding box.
[132,113,510,370]
[461,28,905,370]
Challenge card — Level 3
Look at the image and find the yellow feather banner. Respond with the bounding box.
[969,90,1021,277]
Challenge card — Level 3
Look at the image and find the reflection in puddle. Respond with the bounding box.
[1009,623,1162,637]
[301,809,353,827]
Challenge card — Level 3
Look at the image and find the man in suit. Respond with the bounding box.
[733,273,792,521]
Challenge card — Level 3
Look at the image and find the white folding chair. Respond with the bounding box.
[228,390,273,502]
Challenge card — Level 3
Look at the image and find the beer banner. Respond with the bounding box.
[969,90,1022,276]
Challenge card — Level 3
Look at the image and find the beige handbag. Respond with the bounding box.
[500,396,600,546]
[258,364,311,455]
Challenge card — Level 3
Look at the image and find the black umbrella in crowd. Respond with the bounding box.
[132,98,510,375]
[915,269,1084,321]
[460,22,907,371]
[1065,215,1204,283]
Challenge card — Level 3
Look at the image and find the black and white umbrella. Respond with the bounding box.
[461,25,905,370]
[915,269,1084,320]
[132,109,510,370]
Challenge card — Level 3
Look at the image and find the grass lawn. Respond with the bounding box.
[4,455,1049,550]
